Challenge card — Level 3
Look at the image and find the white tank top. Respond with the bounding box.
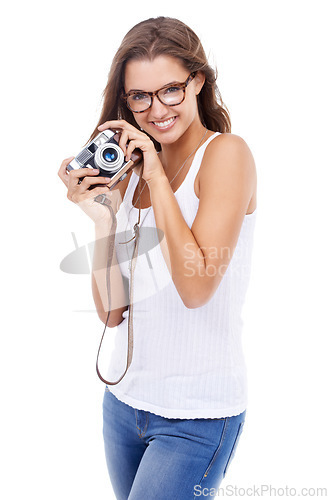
[106,132,257,419]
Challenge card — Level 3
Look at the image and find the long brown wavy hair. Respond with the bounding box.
[87,16,231,150]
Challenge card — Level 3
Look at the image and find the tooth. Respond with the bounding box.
[154,117,174,127]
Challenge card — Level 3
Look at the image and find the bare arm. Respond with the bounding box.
[92,219,129,328]
[147,134,257,308]
[58,157,129,328]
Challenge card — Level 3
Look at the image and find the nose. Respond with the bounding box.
[148,95,170,119]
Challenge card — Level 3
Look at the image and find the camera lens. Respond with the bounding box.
[102,147,118,163]
[95,142,124,172]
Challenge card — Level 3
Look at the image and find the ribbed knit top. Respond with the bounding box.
[106,132,257,419]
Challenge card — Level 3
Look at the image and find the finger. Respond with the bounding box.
[58,156,75,187]
[125,139,140,162]
[118,129,130,155]
[58,156,75,171]
[67,167,100,189]
[97,119,132,132]
[84,185,111,199]
[68,167,99,179]
[72,185,110,204]
[78,175,111,193]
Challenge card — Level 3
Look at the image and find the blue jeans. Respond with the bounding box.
[103,387,246,500]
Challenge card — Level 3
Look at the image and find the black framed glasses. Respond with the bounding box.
[122,72,196,113]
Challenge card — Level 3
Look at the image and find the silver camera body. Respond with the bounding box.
[67,129,142,189]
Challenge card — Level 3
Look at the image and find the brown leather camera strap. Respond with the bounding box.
[94,163,144,385]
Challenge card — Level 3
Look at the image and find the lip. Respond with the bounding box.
[150,116,177,131]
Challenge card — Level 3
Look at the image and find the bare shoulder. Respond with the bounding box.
[201,133,256,184]
[204,132,256,171]
[197,132,257,212]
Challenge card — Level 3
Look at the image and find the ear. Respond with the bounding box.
[194,71,206,95]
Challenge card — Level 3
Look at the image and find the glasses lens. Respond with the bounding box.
[127,93,151,112]
[159,86,184,105]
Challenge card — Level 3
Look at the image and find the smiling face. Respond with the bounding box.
[124,55,205,146]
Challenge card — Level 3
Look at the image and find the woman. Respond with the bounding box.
[58,16,257,500]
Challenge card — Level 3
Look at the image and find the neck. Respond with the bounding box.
[159,120,208,176]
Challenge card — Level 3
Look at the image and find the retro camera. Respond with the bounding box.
[66,129,142,189]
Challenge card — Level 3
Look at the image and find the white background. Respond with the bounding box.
[1,1,327,498]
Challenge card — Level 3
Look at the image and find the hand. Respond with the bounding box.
[98,120,166,184]
[57,157,123,224]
